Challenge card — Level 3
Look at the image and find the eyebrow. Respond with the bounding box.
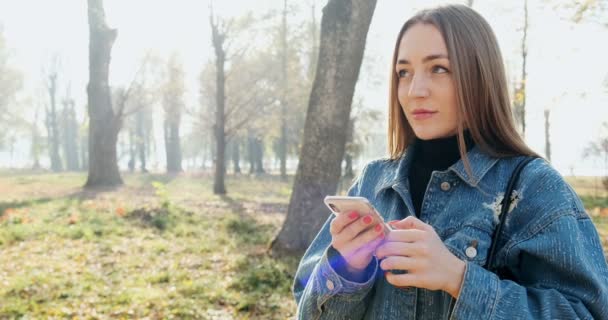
[397,54,449,64]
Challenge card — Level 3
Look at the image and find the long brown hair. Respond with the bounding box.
[388,4,539,169]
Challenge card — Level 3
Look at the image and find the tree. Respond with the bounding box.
[135,106,152,173]
[162,53,185,173]
[85,0,122,187]
[342,99,381,179]
[30,104,43,169]
[0,26,23,149]
[229,137,242,174]
[86,0,148,187]
[512,0,529,137]
[278,0,289,181]
[43,56,63,172]
[209,6,229,194]
[583,122,608,195]
[267,0,319,175]
[80,117,89,171]
[207,7,277,193]
[569,0,607,25]
[61,86,80,171]
[271,0,377,255]
[125,53,159,174]
[248,131,266,174]
[307,0,319,82]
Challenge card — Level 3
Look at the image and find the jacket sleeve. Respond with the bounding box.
[293,163,379,320]
[450,213,608,320]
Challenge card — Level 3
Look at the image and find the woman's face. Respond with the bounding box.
[396,23,459,140]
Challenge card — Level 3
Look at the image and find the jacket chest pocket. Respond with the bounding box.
[443,225,494,266]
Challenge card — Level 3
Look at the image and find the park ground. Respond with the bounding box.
[0,171,607,319]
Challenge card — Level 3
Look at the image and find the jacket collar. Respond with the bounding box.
[374,143,499,197]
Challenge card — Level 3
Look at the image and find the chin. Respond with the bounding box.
[412,128,453,140]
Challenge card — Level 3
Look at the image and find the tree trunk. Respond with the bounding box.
[248,132,256,174]
[308,1,319,82]
[514,0,528,137]
[211,12,227,194]
[279,0,289,181]
[31,106,42,170]
[85,0,123,188]
[271,0,377,255]
[135,108,148,172]
[47,73,63,172]
[255,137,265,174]
[62,100,80,171]
[80,122,89,171]
[544,109,551,162]
[163,55,184,174]
[343,153,353,178]
[520,0,528,137]
[128,127,136,172]
[165,116,183,173]
[343,116,355,178]
[232,138,241,174]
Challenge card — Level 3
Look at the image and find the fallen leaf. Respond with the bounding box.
[69,214,79,225]
[116,207,126,217]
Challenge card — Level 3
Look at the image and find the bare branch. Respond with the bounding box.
[116,53,151,119]
[225,96,276,137]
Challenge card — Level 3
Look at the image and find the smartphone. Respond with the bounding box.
[324,196,393,232]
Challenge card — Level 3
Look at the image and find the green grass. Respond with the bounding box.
[581,195,608,209]
[0,171,606,319]
[0,171,298,319]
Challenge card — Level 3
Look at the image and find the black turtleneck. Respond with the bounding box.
[408,131,475,216]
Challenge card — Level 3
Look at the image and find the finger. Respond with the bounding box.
[391,216,433,231]
[384,229,427,243]
[329,211,360,235]
[349,235,385,262]
[385,271,418,288]
[379,255,418,272]
[375,241,422,259]
[339,214,378,243]
[340,222,385,256]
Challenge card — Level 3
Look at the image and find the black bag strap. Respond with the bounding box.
[485,156,537,273]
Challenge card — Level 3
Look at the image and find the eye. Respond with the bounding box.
[397,69,410,78]
[432,65,449,74]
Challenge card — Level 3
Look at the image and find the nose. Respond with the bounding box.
[407,73,430,98]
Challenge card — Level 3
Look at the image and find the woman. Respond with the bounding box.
[293,4,608,319]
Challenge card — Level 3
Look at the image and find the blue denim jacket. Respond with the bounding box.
[293,146,608,319]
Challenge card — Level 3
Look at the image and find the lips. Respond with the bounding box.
[411,109,437,120]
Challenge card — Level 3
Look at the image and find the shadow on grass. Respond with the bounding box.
[138,173,178,186]
[1,186,124,216]
[0,198,54,213]
[219,195,246,215]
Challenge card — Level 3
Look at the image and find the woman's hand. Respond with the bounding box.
[329,211,386,274]
[375,216,466,298]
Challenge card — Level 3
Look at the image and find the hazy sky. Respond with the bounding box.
[0,0,607,175]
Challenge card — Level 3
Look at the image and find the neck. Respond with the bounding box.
[416,131,475,169]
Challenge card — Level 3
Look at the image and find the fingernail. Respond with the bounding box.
[374,224,382,232]
[348,212,358,219]
[363,216,372,224]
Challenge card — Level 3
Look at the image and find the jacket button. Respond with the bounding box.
[440,181,451,191]
[326,279,335,291]
[465,246,478,259]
